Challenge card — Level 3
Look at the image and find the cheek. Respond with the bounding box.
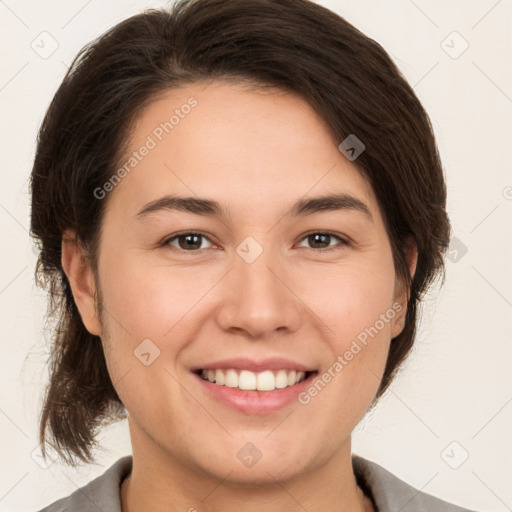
[96,250,227,395]
[300,257,397,340]
[299,271,394,435]
[99,250,215,336]
[298,257,395,402]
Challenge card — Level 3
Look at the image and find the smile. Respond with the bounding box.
[196,368,316,391]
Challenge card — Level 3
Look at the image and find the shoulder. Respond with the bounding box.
[34,456,132,512]
[352,455,479,512]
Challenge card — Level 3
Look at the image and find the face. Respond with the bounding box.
[69,80,411,484]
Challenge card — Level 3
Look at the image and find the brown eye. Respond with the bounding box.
[297,232,348,251]
[164,232,213,251]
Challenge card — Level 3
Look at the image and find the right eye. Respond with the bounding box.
[163,232,217,252]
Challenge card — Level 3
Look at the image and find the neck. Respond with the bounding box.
[121,423,374,512]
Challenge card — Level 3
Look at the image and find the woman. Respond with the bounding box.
[29,0,478,510]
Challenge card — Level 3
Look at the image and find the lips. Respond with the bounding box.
[191,357,318,397]
[192,368,319,414]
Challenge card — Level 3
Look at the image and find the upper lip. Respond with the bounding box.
[191,357,317,373]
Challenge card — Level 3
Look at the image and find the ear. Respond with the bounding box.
[391,237,418,339]
[61,229,102,336]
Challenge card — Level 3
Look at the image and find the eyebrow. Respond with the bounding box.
[134,193,372,221]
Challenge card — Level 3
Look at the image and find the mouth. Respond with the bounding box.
[193,368,318,392]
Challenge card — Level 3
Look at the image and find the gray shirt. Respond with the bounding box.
[36,455,478,511]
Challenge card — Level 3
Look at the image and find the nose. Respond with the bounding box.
[215,241,303,339]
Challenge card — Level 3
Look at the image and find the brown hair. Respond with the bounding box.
[30,0,450,465]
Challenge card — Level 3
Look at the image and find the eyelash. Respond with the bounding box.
[161,231,349,254]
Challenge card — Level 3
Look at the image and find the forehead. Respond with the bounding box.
[108,80,379,221]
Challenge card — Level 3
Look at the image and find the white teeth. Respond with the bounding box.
[258,370,277,391]
[199,368,308,390]
[275,369,289,389]
[239,370,257,390]
[225,369,238,388]
[215,369,225,385]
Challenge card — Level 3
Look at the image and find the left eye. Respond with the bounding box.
[163,232,347,252]
[164,232,215,251]
[296,232,348,251]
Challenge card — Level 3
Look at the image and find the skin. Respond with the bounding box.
[62,80,417,512]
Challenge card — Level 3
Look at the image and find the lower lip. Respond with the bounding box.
[193,372,318,415]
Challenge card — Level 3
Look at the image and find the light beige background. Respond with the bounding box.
[0,0,511,510]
